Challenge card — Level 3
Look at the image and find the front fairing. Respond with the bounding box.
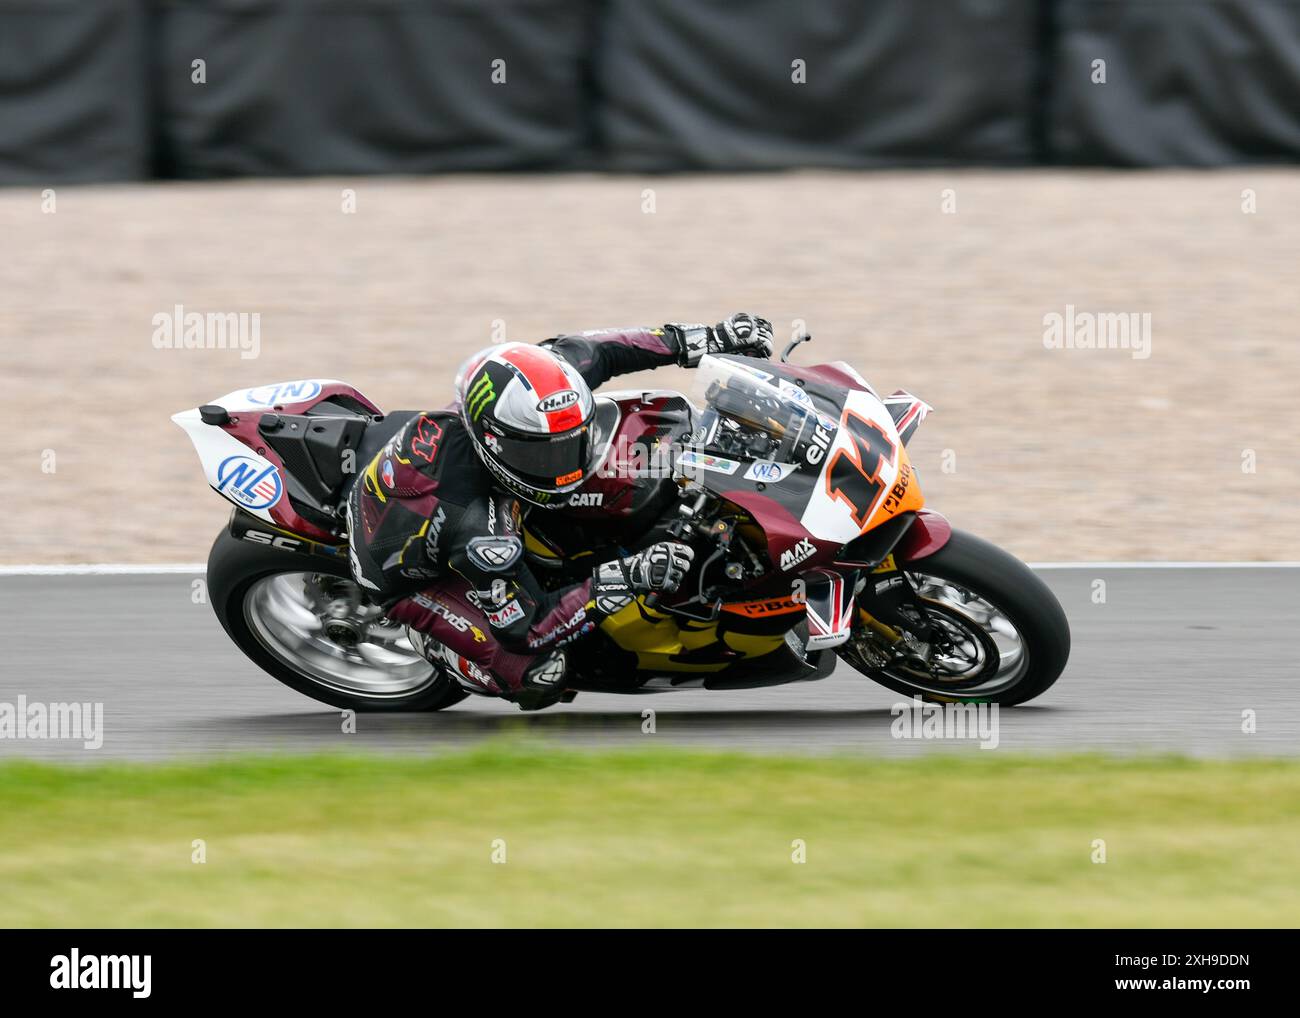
[683,356,925,550]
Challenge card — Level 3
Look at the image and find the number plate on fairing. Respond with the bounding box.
[800,389,922,545]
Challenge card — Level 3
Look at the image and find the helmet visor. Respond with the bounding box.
[490,421,594,490]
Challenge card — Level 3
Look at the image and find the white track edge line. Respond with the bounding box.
[0,564,207,576]
[1027,562,1300,570]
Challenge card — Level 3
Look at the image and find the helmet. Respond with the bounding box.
[456,343,600,506]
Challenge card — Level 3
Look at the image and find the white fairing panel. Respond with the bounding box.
[799,388,905,546]
[206,378,344,412]
[170,378,345,520]
[171,408,283,522]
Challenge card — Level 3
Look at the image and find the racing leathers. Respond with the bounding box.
[346,316,772,708]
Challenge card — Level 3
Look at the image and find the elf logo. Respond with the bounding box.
[805,424,834,465]
[779,538,817,571]
[538,389,579,412]
[50,949,151,998]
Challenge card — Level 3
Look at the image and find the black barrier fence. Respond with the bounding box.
[2,0,1299,185]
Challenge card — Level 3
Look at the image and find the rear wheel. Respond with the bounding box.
[838,528,1070,706]
[207,528,467,712]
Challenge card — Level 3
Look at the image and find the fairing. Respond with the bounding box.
[172,378,379,541]
[682,355,929,569]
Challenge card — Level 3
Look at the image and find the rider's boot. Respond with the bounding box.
[510,650,569,711]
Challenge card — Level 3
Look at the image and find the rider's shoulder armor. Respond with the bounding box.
[349,411,491,594]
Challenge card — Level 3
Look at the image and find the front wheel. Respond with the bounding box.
[206,528,467,712]
[838,528,1070,706]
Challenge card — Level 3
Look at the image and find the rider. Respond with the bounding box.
[347,313,775,709]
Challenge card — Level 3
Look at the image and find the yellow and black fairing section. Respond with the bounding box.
[569,592,835,690]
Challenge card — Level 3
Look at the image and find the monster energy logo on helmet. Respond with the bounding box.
[466,373,497,420]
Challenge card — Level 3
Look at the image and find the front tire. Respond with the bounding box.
[839,528,1070,706]
[206,528,467,712]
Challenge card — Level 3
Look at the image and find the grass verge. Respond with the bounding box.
[1,745,1297,927]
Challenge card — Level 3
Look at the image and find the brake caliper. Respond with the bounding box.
[855,560,936,661]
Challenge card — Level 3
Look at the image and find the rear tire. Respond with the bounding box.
[206,528,467,712]
[840,528,1070,706]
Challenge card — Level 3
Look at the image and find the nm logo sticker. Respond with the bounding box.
[217,455,283,510]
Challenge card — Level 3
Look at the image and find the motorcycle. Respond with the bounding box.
[173,340,1070,712]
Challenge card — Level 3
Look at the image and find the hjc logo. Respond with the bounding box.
[217,455,283,509]
[537,389,579,412]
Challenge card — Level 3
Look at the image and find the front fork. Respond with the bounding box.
[827,509,955,656]
[853,557,938,655]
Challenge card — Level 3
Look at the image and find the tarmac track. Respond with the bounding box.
[0,567,1295,761]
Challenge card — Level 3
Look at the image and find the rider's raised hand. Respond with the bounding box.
[711,313,774,360]
[667,314,774,365]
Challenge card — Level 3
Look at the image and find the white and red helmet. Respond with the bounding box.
[455,343,600,505]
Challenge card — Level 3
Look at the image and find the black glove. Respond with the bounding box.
[590,541,695,616]
[668,314,774,366]
[711,313,775,360]
[624,541,695,594]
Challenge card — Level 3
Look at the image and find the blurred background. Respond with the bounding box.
[6,0,1300,180]
[2,0,1298,564]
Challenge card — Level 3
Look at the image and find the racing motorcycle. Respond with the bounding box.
[174,339,1070,712]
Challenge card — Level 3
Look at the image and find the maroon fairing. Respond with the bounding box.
[716,488,837,574]
[215,382,382,542]
[789,361,873,396]
[892,509,952,563]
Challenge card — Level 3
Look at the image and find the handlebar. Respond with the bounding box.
[780,331,812,363]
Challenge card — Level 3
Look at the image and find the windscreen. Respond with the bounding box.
[688,356,837,466]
